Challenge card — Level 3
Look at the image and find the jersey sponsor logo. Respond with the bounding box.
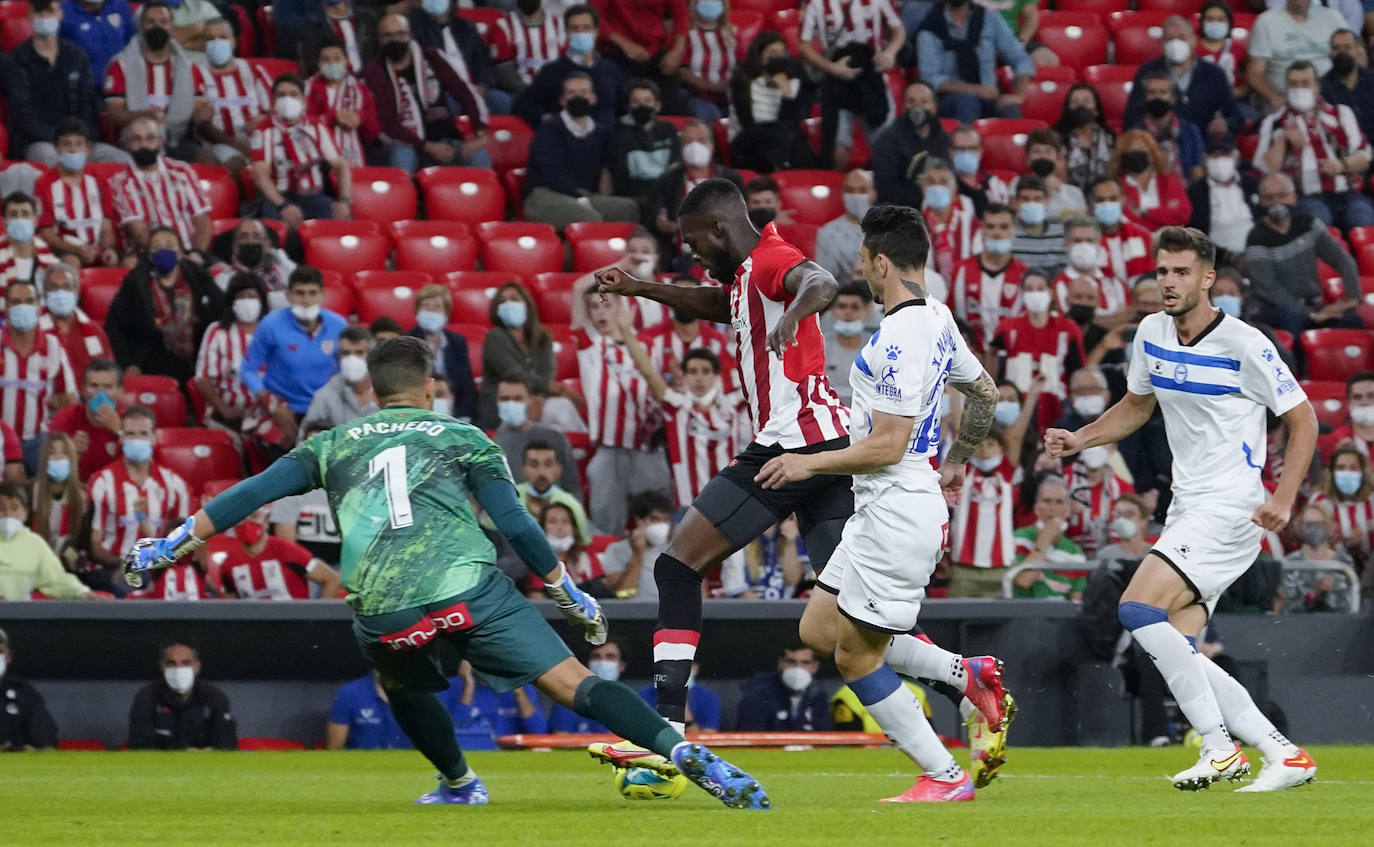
[1272,366,1297,396]
[428,601,476,633]
[885,344,901,361]
[380,618,439,652]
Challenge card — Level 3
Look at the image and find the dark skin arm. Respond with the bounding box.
[765,260,839,356]
[594,267,731,323]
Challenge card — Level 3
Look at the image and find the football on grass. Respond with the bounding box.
[613,766,688,800]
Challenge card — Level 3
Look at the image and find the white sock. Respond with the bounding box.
[668,720,686,736]
[1198,654,1297,760]
[958,698,977,722]
[444,766,477,788]
[885,634,967,689]
[1129,622,1231,751]
[856,665,961,781]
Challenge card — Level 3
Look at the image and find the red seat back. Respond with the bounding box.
[972,118,1048,173]
[772,170,844,225]
[417,166,506,226]
[298,220,390,273]
[79,267,126,324]
[155,429,243,496]
[564,222,639,272]
[529,271,581,325]
[1084,65,1138,131]
[190,164,239,219]
[352,270,438,324]
[389,221,479,273]
[1113,26,1165,66]
[1303,380,1349,430]
[476,222,563,274]
[1301,330,1374,382]
[120,374,186,429]
[1036,21,1108,71]
[345,167,418,223]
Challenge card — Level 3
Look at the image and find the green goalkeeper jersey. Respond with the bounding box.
[287,405,513,615]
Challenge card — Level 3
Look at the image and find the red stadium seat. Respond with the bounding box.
[1303,380,1349,430]
[247,57,298,79]
[529,272,582,325]
[1106,10,1174,35]
[238,737,306,751]
[1349,226,1374,252]
[477,221,562,274]
[733,0,795,16]
[344,166,418,223]
[389,220,478,274]
[83,161,126,187]
[972,118,1047,173]
[1272,329,1294,351]
[0,16,30,50]
[468,115,534,172]
[1021,77,1073,124]
[1036,20,1108,71]
[801,116,871,167]
[256,6,276,56]
[1083,65,1137,131]
[730,9,763,59]
[447,270,522,292]
[775,221,818,258]
[352,270,437,324]
[298,220,390,273]
[1038,11,1101,29]
[712,118,731,165]
[0,1,30,17]
[1113,26,1165,66]
[503,168,526,219]
[156,429,242,495]
[1302,329,1374,382]
[1360,244,1374,276]
[79,267,126,324]
[551,334,578,380]
[1048,0,1122,14]
[449,286,495,324]
[319,269,354,319]
[999,64,1079,91]
[120,374,187,429]
[565,221,639,272]
[772,170,843,225]
[57,739,108,751]
[190,163,239,219]
[771,8,800,54]
[417,166,506,226]
[1138,0,1204,13]
[211,217,288,241]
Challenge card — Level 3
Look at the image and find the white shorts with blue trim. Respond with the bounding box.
[1151,507,1262,615]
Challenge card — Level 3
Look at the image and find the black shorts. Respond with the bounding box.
[694,437,854,554]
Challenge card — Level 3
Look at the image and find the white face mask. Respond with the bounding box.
[1068,241,1100,271]
[692,386,719,407]
[0,653,6,679]
[232,297,262,324]
[682,141,713,168]
[546,532,575,553]
[780,666,812,692]
[1351,404,1374,428]
[1163,38,1191,65]
[339,354,368,383]
[643,521,670,547]
[275,95,305,122]
[431,397,453,417]
[843,192,872,221]
[1206,155,1237,183]
[627,256,657,279]
[1023,290,1051,314]
[1287,86,1316,112]
[588,659,620,681]
[1110,516,1140,541]
[1072,394,1106,420]
[163,666,195,694]
[970,454,1002,473]
[1079,445,1110,470]
[0,516,21,539]
[291,303,321,323]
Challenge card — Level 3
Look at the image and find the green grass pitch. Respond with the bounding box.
[3,746,1369,846]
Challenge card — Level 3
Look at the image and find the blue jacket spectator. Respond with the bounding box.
[548,702,609,735]
[639,681,722,732]
[240,271,346,414]
[734,644,832,732]
[1320,33,1374,144]
[60,0,134,82]
[327,674,412,750]
[4,28,109,164]
[1123,56,1244,136]
[915,0,1034,125]
[871,81,950,209]
[512,4,624,130]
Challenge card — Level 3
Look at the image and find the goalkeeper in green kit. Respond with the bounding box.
[124,337,769,810]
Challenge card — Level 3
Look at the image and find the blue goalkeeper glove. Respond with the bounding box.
[122,516,206,588]
[544,564,608,645]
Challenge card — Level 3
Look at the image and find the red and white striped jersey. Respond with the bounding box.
[327,16,366,73]
[1101,222,1154,284]
[194,322,255,423]
[951,457,1018,568]
[208,534,318,600]
[0,329,75,440]
[1064,463,1134,558]
[951,256,1026,350]
[1052,266,1132,315]
[110,159,211,251]
[0,238,58,290]
[34,170,110,248]
[489,11,565,84]
[305,73,376,168]
[924,202,981,282]
[37,310,112,384]
[682,26,734,88]
[1311,492,1374,553]
[990,315,1085,399]
[128,562,208,600]
[660,387,749,506]
[0,419,20,469]
[88,459,192,558]
[800,0,902,53]
[201,60,271,138]
[250,117,341,195]
[576,328,654,449]
[730,222,849,448]
[637,320,734,388]
[103,58,207,102]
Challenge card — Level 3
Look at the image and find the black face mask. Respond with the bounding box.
[235,243,265,268]
[565,95,592,118]
[516,0,540,15]
[1029,158,1055,178]
[131,146,160,168]
[671,308,697,324]
[1266,203,1292,223]
[381,40,410,63]
[947,0,969,7]
[765,56,790,76]
[143,26,169,50]
[1121,150,1151,174]
[1144,98,1173,119]
[1331,52,1357,77]
[1067,304,1096,326]
[906,107,927,129]
[1067,106,1096,127]
[629,104,655,126]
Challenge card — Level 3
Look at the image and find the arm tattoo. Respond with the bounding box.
[946,372,998,465]
[900,278,926,299]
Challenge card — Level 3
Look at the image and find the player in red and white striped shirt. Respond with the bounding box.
[678,4,735,122]
[197,18,272,170]
[207,507,340,600]
[87,406,192,582]
[950,205,1027,351]
[251,75,353,224]
[34,123,119,268]
[109,117,213,253]
[951,432,1019,569]
[194,275,268,428]
[1,280,77,450]
[489,4,565,85]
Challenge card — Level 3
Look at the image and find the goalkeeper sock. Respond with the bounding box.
[652,554,703,734]
[574,676,682,757]
[850,663,960,780]
[386,688,468,782]
[885,633,967,689]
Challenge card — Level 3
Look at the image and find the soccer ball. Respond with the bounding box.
[613,766,688,800]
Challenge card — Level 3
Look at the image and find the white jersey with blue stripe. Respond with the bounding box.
[1126,310,1306,514]
[848,297,983,509]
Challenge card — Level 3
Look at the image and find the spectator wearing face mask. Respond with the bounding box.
[1094,492,1154,566]
[207,503,341,600]
[949,125,1010,216]
[676,0,734,123]
[212,219,297,309]
[735,642,831,731]
[1087,177,1154,286]
[547,639,626,733]
[988,270,1084,404]
[952,204,1026,351]
[871,82,950,209]
[306,40,380,169]
[1009,130,1086,222]
[110,117,212,254]
[1009,176,1066,277]
[727,31,816,173]
[33,119,122,269]
[1247,0,1349,114]
[599,491,673,600]
[1064,442,1134,559]
[648,123,739,264]
[194,18,271,174]
[0,628,59,750]
[1125,70,1204,182]
[1111,130,1192,230]
[1010,475,1087,600]
[1320,29,1374,145]
[0,193,60,293]
[35,263,112,388]
[816,169,876,283]
[610,78,680,212]
[1187,136,1258,268]
[32,433,81,555]
[949,429,1020,592]
[1277,501,1354,613]
[913,0,1032,126]
[1318,372,1374,463]
[921,158,981,282]
[299,327,379,437]
[493,380,581,495]
[514,4,625,129]
[194,274,272,442]
[1311,444,1374,565]
[0,481,93,599]
[820,284,874,406]
[1122,15,1244,138]
[128,639,236,750]
[1,279,76,472]
[1053,365,1112,433]
[1054,85,1117,194]
[518,440,591,542]
[102,1,209,156]
[252,74,354,226]
[1052,218,1131,326]
[535,502,603,597]
[404,284,477,421]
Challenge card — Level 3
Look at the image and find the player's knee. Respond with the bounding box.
[797,614,835,655]
[1118,600,1168,631]
[653,553,703,587]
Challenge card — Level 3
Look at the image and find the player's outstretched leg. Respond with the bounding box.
[384,686,488,805]
[1197,655,1316,792]
[652,551,705,734]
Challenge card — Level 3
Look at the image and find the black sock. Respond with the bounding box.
[574,676,682,757]
[386,688,467,782]
[652,554,703,725]
[923,678,966,710]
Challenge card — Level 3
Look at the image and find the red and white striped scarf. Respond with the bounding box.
[388,43,442,140]
[1275,100,1357,194]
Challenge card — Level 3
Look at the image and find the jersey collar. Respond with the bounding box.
[883,298,926,317]
[1179,309,1224,348]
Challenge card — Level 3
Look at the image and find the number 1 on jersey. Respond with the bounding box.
[368,445,414,529]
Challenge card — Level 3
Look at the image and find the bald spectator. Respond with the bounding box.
[1248,0,1349,112]
[816,169,875,282]
[109,117,212,254]
[871,82,949,208]
[1123,14,1243,136]
[102,0,208,155]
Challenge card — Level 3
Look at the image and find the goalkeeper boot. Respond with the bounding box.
[961,656,1009,731]
[670,743,771,810]
[588,741,678,777]
[416,775,489,805]
[881,771,976,803]
[968,691,1016,789]
[1171,744,1250,791]
[1235,749,1317,793]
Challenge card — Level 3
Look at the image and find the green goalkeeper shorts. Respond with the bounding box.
[352,569,573,695]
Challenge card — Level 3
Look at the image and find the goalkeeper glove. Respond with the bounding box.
[544,563,608,645]
[122,516,206,588]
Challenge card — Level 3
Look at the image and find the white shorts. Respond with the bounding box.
[1152,507,1262,615]
[816,489,946,633]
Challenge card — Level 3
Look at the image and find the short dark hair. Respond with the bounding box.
[55,117,91,143]
[272,73,306,94]
[0,480,28,510]
[138,0,170,21]
[745,174,780,196]
[1153,226,1216,270]
[1346,371,1374,396]
[159,637,199,661]
[497,375,532,392]
[366,336,433,400]
[783,640,813,657]
[3,191,36,216]
[1142,68,1173,88]
[4,279,35,303]
[626,76,661,103]
[1088,175,1121,196]
[368,316,404,337]
[861,204,930,272]
[288,265,324,290]
[682,347,721,374]
[523,440,557,461]
[561,70,593,95]
[834,282,872,304]
[564,3,597,27]
[679,177,747,220]
[30,0,57,13]
[628,491,672,521]
[1286,60,1317,79]
[316,35,345,55]
[1015,175,1048,197]
[339,326,374,347]
[1025,128,1062,149]
[122,404,157,427]
[84,357,122,383]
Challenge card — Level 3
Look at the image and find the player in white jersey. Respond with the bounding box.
[757,204,1008,802]
[1045,227,1320,793]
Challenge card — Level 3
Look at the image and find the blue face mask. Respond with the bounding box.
[1093,201,1123,228]
[952,150,980,176]
[206,37,233,66]
[58,151,87,172]
[122,438,154,464]
[568,31,596,55]
[6,304,38,333]
[994,400,1019,427]
[415,309,447,333]
[696,0,723,21]
[46,289,78,317]
[983,237,1013,255]
[1335,469,1364,496]
[6,218,35,244]
[46,458,71,483]
[151,248,179,275]
[88,390,115,415]
[1018,201,1046,227]
[1202,20,1229,40]
[422,0,448,16]
[923,184,952,211]
[1213,294,1242,318]
[497,300,528,328]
